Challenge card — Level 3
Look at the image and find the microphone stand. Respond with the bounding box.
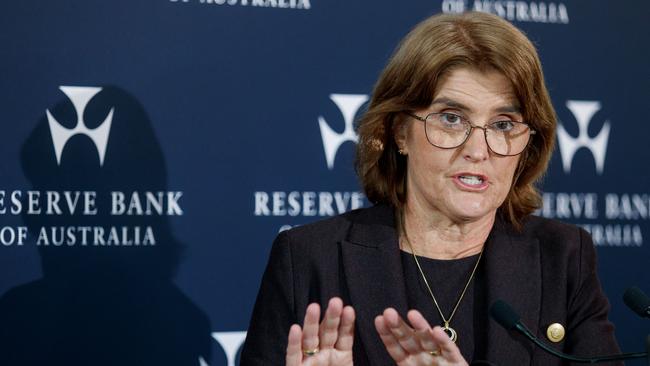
[512,322,647,364]
[490,300,649,364]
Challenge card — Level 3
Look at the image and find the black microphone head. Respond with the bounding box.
[623,286,650,317]
[489,300,521,330]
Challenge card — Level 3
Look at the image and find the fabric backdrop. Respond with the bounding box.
[1,1,648,365]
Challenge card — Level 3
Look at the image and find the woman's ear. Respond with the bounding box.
[393,117,408,154]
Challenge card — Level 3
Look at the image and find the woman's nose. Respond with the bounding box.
[461,127,490,161]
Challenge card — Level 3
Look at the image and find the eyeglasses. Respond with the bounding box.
[404,112,536,156]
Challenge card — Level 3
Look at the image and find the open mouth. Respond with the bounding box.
[458,175,484,186]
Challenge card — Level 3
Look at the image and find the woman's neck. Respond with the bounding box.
[399,202,495,260]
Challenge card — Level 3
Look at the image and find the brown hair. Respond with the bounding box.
[355,12,556,229]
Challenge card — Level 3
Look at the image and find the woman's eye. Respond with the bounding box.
[440,113,462,124]
[492,120,515,131]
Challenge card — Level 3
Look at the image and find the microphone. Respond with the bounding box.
[489,300,648,363]
[623,286,650,318]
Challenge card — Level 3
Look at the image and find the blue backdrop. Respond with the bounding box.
[1,1,649,365]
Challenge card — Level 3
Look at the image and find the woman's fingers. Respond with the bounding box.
[335,305,356,351]
[375,308,425,363]
[429,326,467,363]
[408,310,465,362]
[407,310,439,355]
[301,303,321,355]
[285,298,357,365]
[375,308,469,366]
[413,328,438,358]
[319,297,343,349]
[286,324,304,366]
[384,308,422,354]
[375,313,409,362]
[406,309,432,331]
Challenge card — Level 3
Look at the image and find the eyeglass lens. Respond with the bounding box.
[424,113,531,156]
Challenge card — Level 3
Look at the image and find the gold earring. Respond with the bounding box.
[399,148,407,156]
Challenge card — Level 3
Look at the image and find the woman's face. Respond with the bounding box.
[397,67,522,223]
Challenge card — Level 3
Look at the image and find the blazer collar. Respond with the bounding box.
[340,204,409,365]
[340,206,541,365]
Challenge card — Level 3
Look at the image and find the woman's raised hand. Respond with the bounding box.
[375,308,469,366]
[286,297,356,366]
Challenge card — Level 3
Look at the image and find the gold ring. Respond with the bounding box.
[429,349,440,356]
[302,347,319,356]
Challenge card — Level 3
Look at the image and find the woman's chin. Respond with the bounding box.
[446,202,497,223]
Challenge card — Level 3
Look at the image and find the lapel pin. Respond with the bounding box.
[546,323,565,343]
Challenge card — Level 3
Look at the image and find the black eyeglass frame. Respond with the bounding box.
[404,111,537,157]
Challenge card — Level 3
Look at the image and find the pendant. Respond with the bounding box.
[442,322,458,343]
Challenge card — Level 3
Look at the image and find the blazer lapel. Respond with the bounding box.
[340,205,409,365]
[484,219,541,365]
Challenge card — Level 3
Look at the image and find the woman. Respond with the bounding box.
[241,11,621,365]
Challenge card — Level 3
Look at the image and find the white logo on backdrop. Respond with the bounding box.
[442,0,569,24]
[318,94,369,169]
[199,331,247,366]
[557,100,610,174]
[46,86,114,166]
[169,0,312,10]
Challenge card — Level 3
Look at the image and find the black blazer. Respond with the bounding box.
[241,205,621,365]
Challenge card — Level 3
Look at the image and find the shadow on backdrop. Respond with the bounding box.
[0,86,213,365]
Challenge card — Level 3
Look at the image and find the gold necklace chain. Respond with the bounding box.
[402,231,484,343]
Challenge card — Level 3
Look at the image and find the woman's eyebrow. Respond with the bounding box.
[432,97,521,114]
[431,97,471,111]
[495,105,522,114]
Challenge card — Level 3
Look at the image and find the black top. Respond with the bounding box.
[401,250,488,362]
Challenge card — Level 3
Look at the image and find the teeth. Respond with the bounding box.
[459,175,483,185]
